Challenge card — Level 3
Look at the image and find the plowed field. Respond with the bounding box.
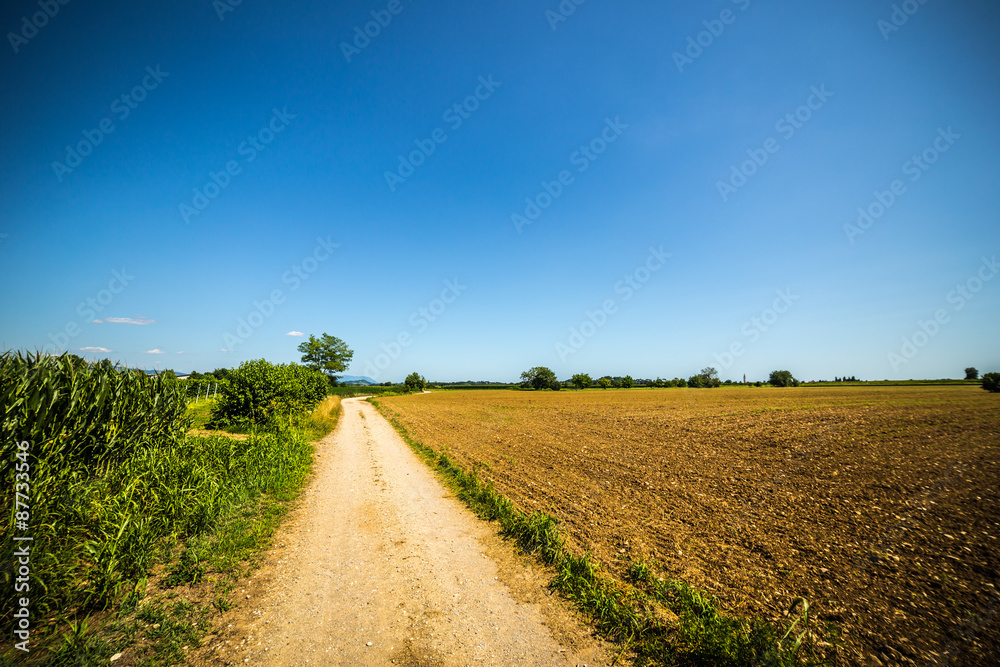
[376,386,1000,666]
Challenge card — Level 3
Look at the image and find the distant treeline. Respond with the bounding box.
[327,385,414,397]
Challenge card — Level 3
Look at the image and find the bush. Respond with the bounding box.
[769,370,799,387]
[983,373,1000,393]
[688,373,721,388]
[404,372,427,392]
[520,366,559,390]
[210,360,329,428]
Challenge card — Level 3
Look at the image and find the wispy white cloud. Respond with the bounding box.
[102,317,157,325]
[143,348,166,354]
[286,331,305,337]
[177,351,185,354]
[79,346,112,353]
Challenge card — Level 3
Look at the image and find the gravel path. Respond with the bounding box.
[193,397,609,666]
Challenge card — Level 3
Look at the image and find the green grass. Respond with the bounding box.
[184,398,217,429]
[371,398,832,666]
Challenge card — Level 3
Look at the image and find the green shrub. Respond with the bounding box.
[404,372,427,392]
[769,370,799,387]
[983,373,1000,393]
[209,359,328,428]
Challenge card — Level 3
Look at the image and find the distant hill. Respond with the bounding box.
[337,375,378,386]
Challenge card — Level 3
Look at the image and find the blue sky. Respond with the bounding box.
[1,0,998,382]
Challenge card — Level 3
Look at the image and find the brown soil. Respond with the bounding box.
[376,386,1000,666]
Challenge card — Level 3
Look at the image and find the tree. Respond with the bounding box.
[769,370,799,387]
[598,377,612,389]
[520,366,558,390]
[688,374,704,388]
[211,367,233,382]
[982,373,1000,393]
[297,333,354,385]
[571,373,593,390]
[621,375,635,388]
[701,367,719,382]
[404,372,426,392]
[965,367,980,380]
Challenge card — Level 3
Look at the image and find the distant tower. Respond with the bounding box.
[743,374,746,383]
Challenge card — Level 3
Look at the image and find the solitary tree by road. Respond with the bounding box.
[571,373,592,390]
[298,333,354,386]
[520,366,558,390]
[404,372,427,392]
[966,367,980,380]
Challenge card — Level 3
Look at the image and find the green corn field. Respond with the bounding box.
[1,352,316,660]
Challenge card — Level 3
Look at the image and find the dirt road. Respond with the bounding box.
[193,397,609,666]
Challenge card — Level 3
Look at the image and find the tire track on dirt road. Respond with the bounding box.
[192,397,610,666]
